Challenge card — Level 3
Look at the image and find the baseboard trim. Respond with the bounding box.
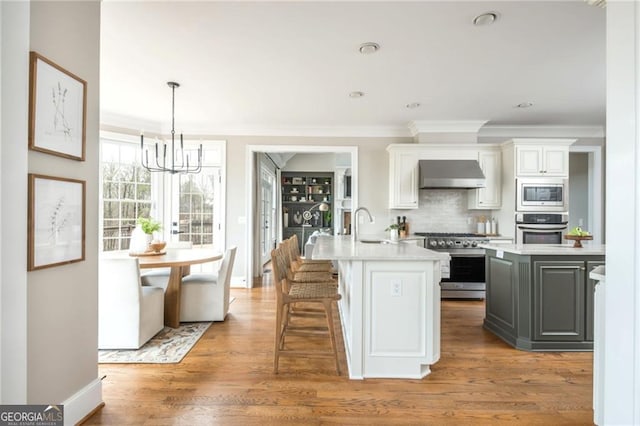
[62,377,103,426]
[76,402,105,425]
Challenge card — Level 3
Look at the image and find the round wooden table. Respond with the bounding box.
[107,248,223,328]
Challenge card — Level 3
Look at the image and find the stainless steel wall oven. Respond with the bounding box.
[515,213,569,245]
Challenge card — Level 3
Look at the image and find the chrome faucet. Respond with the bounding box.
[353,207,373,242]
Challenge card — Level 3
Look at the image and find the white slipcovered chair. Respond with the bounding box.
[140,241,193,290]
[99,257,165,349]
[180,246,237,322]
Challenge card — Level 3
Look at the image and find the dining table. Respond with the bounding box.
[103,248,223,328]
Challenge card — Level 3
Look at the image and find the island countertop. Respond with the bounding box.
[311,235,449,261]
[480,243,605,256]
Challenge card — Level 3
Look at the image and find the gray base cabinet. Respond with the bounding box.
[484,250,604,351]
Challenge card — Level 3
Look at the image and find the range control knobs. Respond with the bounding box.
[471,241,478,247]
[438,240,446,248]
[429,240,438,248]
[446,241,454,247]
[462,241,470,247]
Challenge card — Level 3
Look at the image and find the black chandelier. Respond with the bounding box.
[140,81,202,174]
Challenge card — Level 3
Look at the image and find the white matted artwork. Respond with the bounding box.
[28,174,86,271]
[28,51,87,161]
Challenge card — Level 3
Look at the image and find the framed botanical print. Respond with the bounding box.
[28,174,86,271]
[28,51,87,161]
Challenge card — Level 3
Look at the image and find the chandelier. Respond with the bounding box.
[140,81,202,174]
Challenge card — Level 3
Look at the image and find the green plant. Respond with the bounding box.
[385,224,400,231]
[137,216,162,235]
[324,210,332,224]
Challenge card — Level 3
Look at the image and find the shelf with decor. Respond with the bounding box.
[281,172,333,253]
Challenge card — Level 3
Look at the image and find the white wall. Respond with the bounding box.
[601,1,640,423]
[568,153,589,232]
[282,153,337,171]
[25,1,102,420]
[1,0,29,403]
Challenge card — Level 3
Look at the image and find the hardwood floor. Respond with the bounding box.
[86,273,594,425]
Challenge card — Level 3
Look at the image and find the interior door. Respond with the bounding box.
[260,167,276,266]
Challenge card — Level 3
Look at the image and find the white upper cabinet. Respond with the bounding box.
[516,144,570,177]
[388,149,419,209]
[468,149,502,209]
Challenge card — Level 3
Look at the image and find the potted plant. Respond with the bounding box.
[129,216,163,254]
[385,223,400,241]
[138,216,162,237]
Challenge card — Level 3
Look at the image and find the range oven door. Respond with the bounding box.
[440,252,486,299]
[516,224,567,244]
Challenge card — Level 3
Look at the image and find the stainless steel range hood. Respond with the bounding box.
[419,159,486,189]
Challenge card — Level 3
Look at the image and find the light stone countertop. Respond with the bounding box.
[480,243,606,256]
[311,235,449,261]
[589,265,606,281]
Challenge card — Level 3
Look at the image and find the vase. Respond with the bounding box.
[129,224,150,254]
[389,229,399,241]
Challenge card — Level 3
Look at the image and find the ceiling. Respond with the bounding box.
[100,1,606,137]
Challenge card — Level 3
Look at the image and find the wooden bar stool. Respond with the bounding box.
[271,244,341,375]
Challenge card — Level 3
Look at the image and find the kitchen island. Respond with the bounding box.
[311,236,449,379]
[481,243,605,351]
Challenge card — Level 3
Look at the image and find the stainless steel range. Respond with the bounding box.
[415,232,489,299]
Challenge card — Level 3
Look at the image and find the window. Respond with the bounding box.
[101,139,152,251]
[100,133,225,255]
[175,170,220,246]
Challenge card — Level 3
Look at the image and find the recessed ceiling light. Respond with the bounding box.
[516,102,534,108]
[406,102,421,109]
[349,91,365,98]
[473,12,499,26]
[358,42,380,55]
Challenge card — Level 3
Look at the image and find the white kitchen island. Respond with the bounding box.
[311,236,449,379]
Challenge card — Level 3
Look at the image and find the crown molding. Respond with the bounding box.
[480,125,605,138]
[182,124,411,138]
[408,120,489,136]
[100,112,163,134]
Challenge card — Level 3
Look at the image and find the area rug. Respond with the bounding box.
[98,322,211,364]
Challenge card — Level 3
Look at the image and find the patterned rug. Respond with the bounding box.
[98,322,211,364]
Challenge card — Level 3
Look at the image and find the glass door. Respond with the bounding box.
[260,167,276,266]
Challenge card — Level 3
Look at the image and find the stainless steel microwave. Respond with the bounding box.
[516,178,568,212]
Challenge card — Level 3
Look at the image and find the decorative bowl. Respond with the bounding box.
[149,241,167,253]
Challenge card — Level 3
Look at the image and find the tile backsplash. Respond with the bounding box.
[390,189,495,234]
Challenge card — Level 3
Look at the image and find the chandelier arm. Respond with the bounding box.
[138,81,201,174]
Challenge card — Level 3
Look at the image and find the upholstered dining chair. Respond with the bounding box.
[179,246,237,322]
[98,257,165,349]
[140,240,193,290]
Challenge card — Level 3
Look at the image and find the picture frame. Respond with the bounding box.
[28,174,86,271]
[29,51,87,161]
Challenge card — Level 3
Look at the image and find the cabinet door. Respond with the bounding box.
[585,260,605,341]
[542,147,569,176]
[516,146,543,176]
[469,150,502,209]
[533,261,585,341]
[389,151,418,209]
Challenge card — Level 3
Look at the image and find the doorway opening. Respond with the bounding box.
[245,145,358,287]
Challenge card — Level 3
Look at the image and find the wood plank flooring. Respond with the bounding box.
[86,273,594,425]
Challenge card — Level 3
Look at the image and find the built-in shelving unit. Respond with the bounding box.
[281,171,334,252]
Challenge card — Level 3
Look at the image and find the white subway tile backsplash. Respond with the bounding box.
[391,189,494,234]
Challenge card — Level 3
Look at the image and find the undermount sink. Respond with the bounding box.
[359,239,388,244]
